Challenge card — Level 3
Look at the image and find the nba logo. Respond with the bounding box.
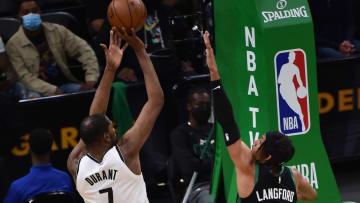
[274,49,310,136]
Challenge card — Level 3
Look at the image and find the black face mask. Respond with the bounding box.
[192,106,211,125]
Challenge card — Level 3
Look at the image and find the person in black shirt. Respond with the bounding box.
[203,31,318,202]
[170,86,214,203]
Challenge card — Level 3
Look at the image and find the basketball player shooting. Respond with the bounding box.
[67,27,163,203]
[203,31,317,202]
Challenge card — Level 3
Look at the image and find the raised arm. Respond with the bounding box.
[89,28,128,115]
[204,31,252,169]
[67,28,128,179]
[117,28,164,158]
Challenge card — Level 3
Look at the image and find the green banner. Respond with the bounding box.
[211,0,341,202]
[112,82,133,138]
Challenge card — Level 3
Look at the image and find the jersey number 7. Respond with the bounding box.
[99,187,113,203]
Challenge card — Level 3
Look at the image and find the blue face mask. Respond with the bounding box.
[22,13,42,31]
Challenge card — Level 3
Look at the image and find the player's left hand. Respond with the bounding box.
[203,31,217,71]
[117,27,145,52]
[100,27,128,71]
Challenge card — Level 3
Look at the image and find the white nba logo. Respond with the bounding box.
[274,49,310,136]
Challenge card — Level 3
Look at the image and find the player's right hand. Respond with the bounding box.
[100,27,128,71]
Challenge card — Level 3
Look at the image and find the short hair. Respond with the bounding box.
[29,128,53,155]
[261,131,295,166]
[79,114,111,145]
[18,0,39,5]
[17,0,40,13]
[186,86,210,104]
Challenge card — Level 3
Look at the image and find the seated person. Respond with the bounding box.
[170,87,214,203]
[309,0,360,58]
[6,0,100,97]
[4,128,75,203]
[0,36,29,99]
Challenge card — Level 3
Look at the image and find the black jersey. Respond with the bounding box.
[238,163,297,203]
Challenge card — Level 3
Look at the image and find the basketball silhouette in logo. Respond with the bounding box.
[297,86,307,99]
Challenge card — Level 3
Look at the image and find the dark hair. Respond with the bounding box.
[18,0,39,5]
[79,114,111,145]
[186,86,210,104]
[261,131,295,167]
[29,128,53,155]
[17,0,40,13]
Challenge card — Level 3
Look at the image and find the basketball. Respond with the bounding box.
[297,86,307,99]
[107,0,147,32]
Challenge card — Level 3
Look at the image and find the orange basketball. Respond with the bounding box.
[107,0,147,32]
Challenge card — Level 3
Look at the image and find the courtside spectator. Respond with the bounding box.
[170,87,214,203]
[6,0,99,97]
[0,36,30,99]
[309,0,360,58]
[4,128,75,203]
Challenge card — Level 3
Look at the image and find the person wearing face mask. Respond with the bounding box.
[5,0,100,97]
[170,86,215,203]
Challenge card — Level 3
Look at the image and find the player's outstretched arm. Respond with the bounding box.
[67,28,128,179]
[292,168,318,201]
[89,28,128,115]
[117,28,164,158]
[204,31,252,170]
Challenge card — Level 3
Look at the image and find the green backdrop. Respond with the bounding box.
[210,0,341,202]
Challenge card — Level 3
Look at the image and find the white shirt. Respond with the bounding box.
[76,145,149,203]
[0,37,5,53]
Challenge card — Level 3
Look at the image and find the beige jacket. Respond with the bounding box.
[6,22,99,96]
